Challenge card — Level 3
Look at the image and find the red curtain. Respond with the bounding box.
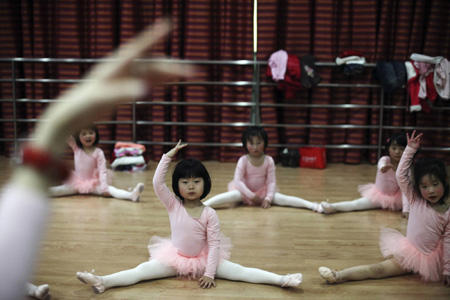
[1,0,449,163]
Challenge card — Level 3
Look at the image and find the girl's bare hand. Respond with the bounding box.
[406,130,423,150]
[380,164,393,173]
[250,195,262,205]
[166,140,188,158]
[198,276,216,289]
[261,200,271,209]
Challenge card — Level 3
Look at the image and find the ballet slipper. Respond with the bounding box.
[281,273,303,287]
[320,199,336,214]
[131,183,144,202]
[76,271,105,294]
[34,284,50,300]
[312,202,324,213]
[318,267,338,283]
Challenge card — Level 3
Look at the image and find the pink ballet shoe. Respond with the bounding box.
[281,273,303,287]
[131,183,144,202]
[320,199,336,214]
[313,202,324,213]
[34,284,50,300]
[76,271,105,294]
[318,267,338,283]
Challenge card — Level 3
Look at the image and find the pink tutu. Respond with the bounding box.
[379,228,444,282]
[66,169,114,194]
[227,181,270,206]
[148,234,233,279]
[358,183,402,211]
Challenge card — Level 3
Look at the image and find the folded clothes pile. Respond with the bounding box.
[110,142,147,172]
[336,50,366,76]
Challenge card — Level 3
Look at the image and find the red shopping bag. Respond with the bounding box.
[299,147,326,169]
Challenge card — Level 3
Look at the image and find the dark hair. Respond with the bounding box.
[385,132,407,156]
[413,157,449,205]
[171,158,212,201]
[74,125,100,148]
[241,126,268,152]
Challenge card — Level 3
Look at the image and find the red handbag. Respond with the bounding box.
[299,147,326,169]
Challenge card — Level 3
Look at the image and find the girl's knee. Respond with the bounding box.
[368,260,404,278]
[368,263,387,277]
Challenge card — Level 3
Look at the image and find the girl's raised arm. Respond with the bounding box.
[0,20,193,300]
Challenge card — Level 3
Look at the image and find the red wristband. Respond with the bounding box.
[21,145,70,181]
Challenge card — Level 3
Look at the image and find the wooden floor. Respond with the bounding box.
[2,157,449,300]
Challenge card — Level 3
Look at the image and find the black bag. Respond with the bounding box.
[280,148,300,168]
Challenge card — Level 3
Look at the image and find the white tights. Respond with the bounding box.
[203,190,318,210]
[335,258,408,282]
[100,259,286,289]
[328,197,380,212]
[49,184,134,201]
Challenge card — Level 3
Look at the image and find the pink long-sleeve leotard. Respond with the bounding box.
[65,136,111,194]
[379,146,450,281]
[150,154,232,279]
[227,154,277,206]
[358,156,408,212]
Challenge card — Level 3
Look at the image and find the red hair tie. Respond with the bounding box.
[21,145,70,181]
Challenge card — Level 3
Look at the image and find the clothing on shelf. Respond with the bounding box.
[110,142,147,172]
[405,53,444,113]
[299,55,321,88]
[267,50,321,99]
[267,50,288,81]
[374,61,406,94]
[336,50,366,77]
[434,58,450,100]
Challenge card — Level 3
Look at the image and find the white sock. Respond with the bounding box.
[48,184,78,197]
[273,193,320,211]
[92,185,134,201]
[326,197,378,212]
[216,260,296,287]
[203,190,242,207]
[101,260,177,288]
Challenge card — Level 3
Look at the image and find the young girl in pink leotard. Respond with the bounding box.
[76,140,302,293]
[319,131,450,287]
[321,133,409,217]
[203,126,322,211]
[49,125,144,201]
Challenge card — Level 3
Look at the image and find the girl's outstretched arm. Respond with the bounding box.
[153,140,187,210]
[395,131,421,207]
[0,20,192,300]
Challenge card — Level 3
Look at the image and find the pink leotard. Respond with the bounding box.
[379,146,450,281]
[228,155,277,206]
[65,136,110,194]
[358,156,408,211]
[150,154,232,279]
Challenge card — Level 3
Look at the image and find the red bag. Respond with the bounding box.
[299,147,326,169]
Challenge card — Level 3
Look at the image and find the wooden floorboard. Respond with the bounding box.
[1,157,449,300]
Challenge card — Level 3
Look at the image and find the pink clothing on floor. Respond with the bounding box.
[379,146,450,281]
[65,136,112,194]
[227,154,277,206]
[357,156,407,212]
[151,154,232,279]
